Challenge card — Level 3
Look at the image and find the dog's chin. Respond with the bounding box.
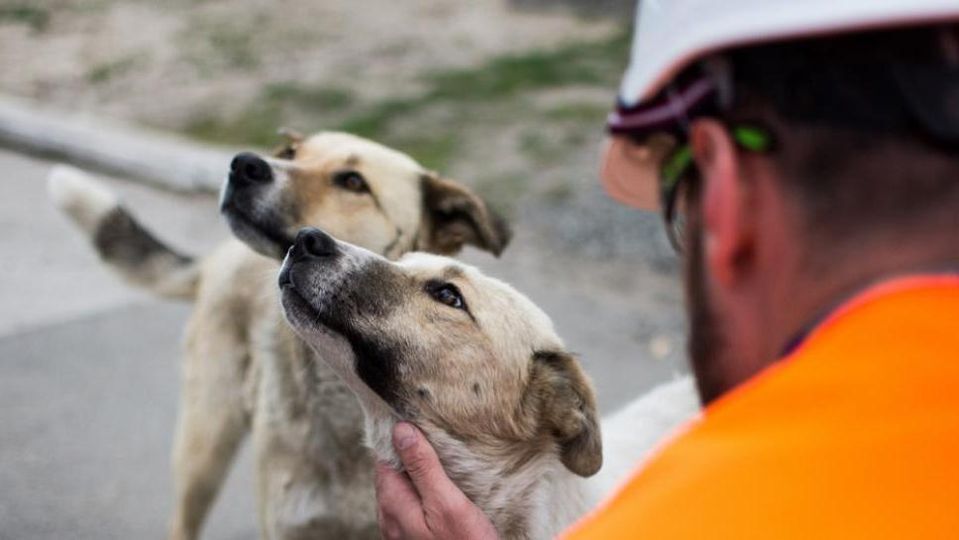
[279,284,330,336]
[221,205,294,259]
[279,284,354,371]
[279,284,403,465]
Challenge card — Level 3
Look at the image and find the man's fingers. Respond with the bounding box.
[375,461,420,508]
[393,422,460,505]
[375,462,430,538]
[385,426,500,540]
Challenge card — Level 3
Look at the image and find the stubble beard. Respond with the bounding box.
[686,217,730,406]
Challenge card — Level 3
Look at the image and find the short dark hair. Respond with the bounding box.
[718,25,959,258]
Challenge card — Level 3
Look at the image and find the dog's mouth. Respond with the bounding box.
[221,201,295,258]
[279,280,318,325]
[277,259,337,328]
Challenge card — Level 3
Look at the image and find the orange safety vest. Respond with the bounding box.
[565,275,959,539]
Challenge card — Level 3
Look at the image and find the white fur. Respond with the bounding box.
[46,164,119,234]
[518,376,701,537]
[588,375,701,502]
[336,345,699,538]
[281,241,704,538]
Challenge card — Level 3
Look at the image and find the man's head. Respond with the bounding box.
[606,20,959,404]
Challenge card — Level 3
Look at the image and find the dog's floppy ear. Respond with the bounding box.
[529,351,602,477]
[421,173,511,256]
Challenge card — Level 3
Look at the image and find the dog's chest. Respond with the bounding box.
[253,314,365,446]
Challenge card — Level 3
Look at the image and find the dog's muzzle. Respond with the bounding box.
[279,227,340,289]
[221,151,274,214]
[229,152,273,188]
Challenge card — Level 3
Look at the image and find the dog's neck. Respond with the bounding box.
[300,331,702,538]
[364,413,592,539]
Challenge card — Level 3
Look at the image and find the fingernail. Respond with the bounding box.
[393,422,416,450]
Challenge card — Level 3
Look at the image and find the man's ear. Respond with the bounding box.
[420,173,512,256]
[690,119,751,287]
[528,351,602,477]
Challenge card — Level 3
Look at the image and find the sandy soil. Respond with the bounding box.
[0,0,614,128]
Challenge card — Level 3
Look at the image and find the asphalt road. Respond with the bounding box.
[0,149,255,540]
[0,148,687,539]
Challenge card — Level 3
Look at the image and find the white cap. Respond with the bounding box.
[620,0,959,107]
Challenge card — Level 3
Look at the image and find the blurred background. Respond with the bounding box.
[0,1,686,538]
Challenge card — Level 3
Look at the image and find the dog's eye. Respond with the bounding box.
[333,171,369,193]
[429,283,466,310]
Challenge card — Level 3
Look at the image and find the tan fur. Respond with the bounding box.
[51,132,509,540]
[280,246,603,539]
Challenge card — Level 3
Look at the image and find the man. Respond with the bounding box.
[376,1,959,537]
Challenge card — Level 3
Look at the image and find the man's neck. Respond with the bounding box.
[768,242,959,362]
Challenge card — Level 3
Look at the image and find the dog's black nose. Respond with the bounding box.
[294,228,338,259]
[230,152,272,185]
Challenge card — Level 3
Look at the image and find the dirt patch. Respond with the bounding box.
[510,0,635,18]
[0,0,613,128]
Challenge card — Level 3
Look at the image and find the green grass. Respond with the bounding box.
[185,106,283,149]
[542,180,575,205]
[86,54,144,84]
[393,134,460,172]
[208,23,258,68]
[0,4,50,32]
[543,102,609,122]
[179,15,265,75]
[183,28,630,171]
[263,83,355,111]
[519,131,556,161]
[426,31,628,101]
[340,28,629,139]
[474,172,530,216]
[184,81,359,148]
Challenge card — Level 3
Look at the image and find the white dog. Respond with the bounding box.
[278,227,700,539]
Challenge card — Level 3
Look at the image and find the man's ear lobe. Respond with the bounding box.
[530,351,603,477]
[421,173,512,256]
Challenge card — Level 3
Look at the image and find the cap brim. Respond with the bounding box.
[600,135,675,211]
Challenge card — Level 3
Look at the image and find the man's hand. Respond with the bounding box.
[375,422,499,540]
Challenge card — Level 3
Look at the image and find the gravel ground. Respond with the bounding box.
[0,0,613,129]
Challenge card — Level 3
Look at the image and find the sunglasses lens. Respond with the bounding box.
[661,144,694,253]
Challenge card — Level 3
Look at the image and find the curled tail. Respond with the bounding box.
[47,165,200,301]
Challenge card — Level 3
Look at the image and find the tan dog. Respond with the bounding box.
[47,131,510,540]
[278,228,700,540]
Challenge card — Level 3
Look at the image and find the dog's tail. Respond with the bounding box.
[47,165,200,301]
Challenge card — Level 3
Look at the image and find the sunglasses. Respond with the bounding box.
[660,125,775,252]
